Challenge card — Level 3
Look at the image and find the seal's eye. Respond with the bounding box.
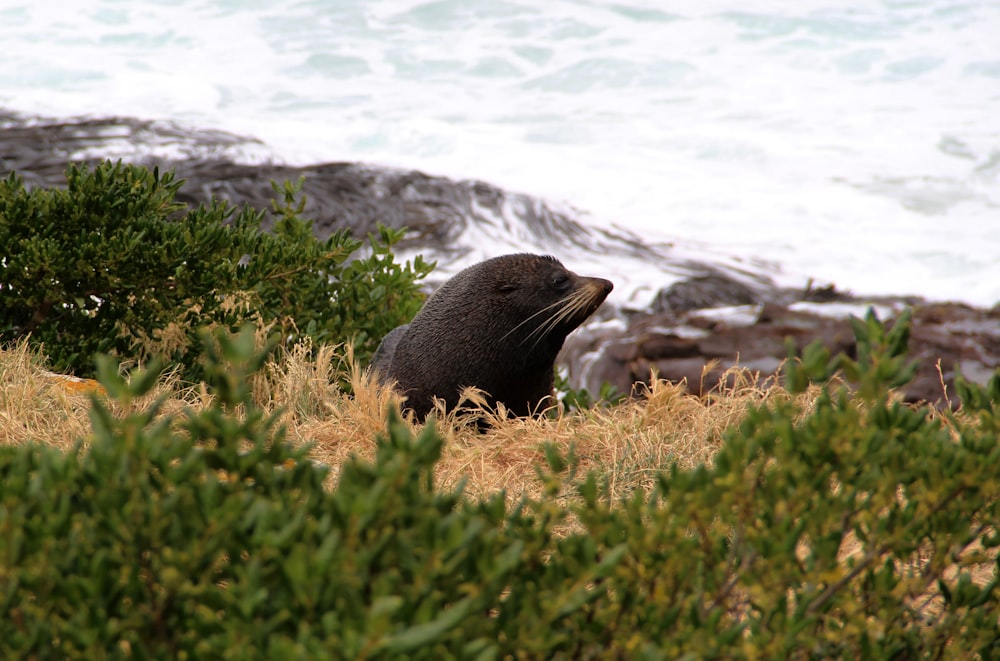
[551,272,570,290]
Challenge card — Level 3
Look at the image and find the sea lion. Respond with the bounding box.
[370,254,613,421]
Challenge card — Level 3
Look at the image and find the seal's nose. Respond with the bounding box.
[587,277,613,297]
[581,277,613,307]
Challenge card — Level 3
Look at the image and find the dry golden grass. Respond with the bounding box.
[0,337,804,502]
[248,342,809,502]
[0,341,92,447]
[0,341,207,449]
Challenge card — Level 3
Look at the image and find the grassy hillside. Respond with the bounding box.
[2,323,998,657]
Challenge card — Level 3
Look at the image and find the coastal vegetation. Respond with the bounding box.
[0,161,432,382]
[1,163,998,658]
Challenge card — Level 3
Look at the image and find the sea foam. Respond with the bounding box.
[2,0,998,305]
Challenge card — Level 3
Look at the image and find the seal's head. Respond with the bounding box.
[489,254,613,352]
[371,254,613,421]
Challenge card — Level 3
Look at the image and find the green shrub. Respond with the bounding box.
[0,162,432,381]
[575,311,1000,657]
[0,328,575,658]
[2,317,998,657]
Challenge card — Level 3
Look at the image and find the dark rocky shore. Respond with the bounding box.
[3,111,997,406]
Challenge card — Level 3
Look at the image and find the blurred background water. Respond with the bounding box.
[2,0,998,305]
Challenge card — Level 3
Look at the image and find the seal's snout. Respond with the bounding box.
[582,276,613,301]
[571,276,613,321]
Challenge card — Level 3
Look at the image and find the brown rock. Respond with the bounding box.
[565,301,1000,408]
[653,274,759,313]
[637,333,700,360]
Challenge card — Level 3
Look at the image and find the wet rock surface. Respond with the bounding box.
[0,111,804,298]
[4,110,998,405]
[563,300,1000,406]
[2,111,697,276]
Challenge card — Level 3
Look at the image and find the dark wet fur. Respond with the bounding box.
[370,254,612,421]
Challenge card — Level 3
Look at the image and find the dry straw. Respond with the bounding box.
[0,338,806,502]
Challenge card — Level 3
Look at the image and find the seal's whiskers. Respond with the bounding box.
[524,285,597,350]
[499,297,569,343]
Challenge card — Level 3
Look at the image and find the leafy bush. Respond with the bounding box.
[578,311,1000,657]
[0,162,432,381]
[1,317,998,657]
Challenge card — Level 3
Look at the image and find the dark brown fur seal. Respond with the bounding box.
[370,254,613,421]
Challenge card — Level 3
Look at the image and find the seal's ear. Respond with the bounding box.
[497,282,519,293]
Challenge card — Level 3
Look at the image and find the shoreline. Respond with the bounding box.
[3,109,997,405]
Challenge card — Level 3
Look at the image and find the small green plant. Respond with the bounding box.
[554,368,626,413]
[0,162,432,382]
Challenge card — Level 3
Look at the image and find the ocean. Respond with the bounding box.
[2,0,998,307]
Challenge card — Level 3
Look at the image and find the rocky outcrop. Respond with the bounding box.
[0,110,800,298]
[563,296,1000,406]
[3,110,998,406]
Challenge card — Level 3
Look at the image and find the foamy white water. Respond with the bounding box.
[2,0,999,306]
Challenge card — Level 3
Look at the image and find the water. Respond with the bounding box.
[2,0,999,306]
